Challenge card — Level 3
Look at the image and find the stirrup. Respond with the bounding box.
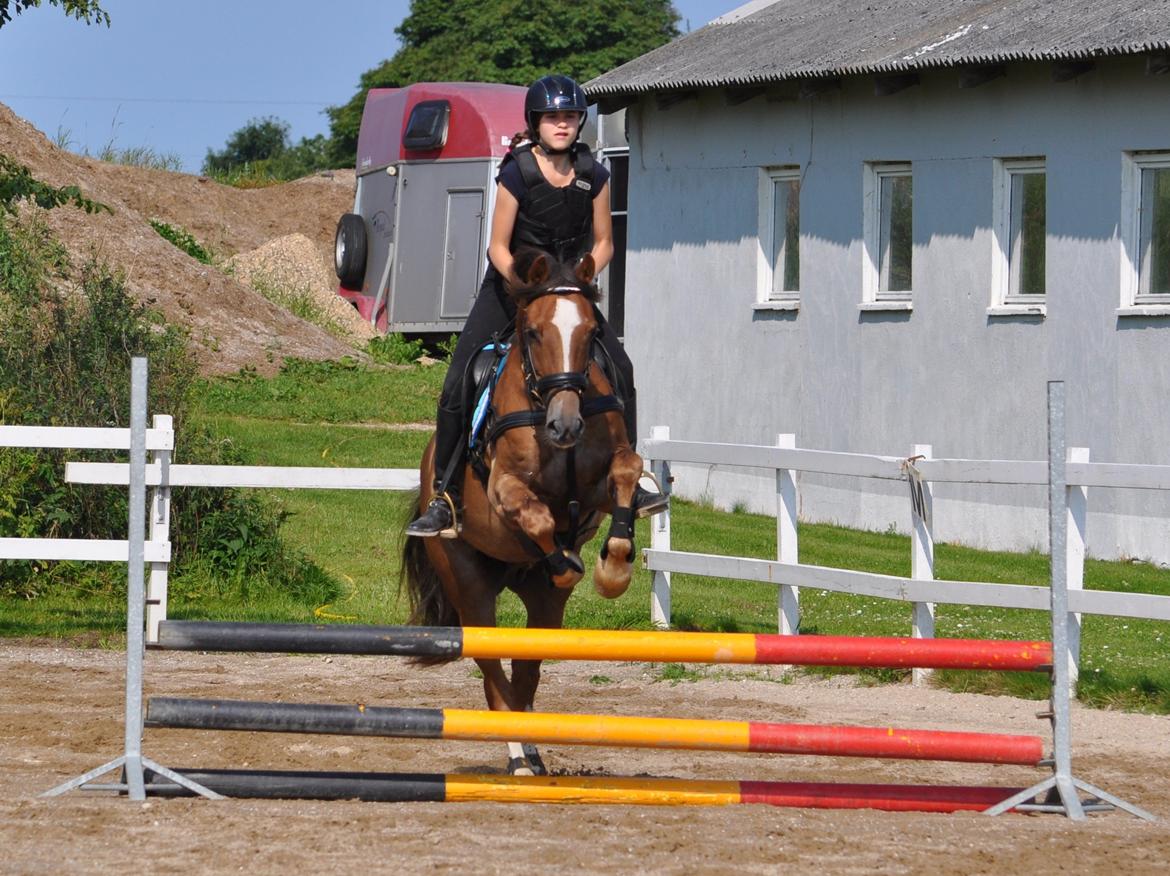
[406,492,460,538]
[633,471,669,519]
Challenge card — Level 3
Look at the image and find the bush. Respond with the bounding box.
[0,208,336,603]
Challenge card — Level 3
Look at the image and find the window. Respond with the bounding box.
[863,163,912,306]
[403,100,450,151]
[756,167,800,307]
[1121,151,1170,311]
[991,158,1046,312]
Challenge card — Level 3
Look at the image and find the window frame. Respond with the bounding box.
[1120,151,1170,313]
[862,161,913,309]
[756,166,801,310]
[990,157,1047,315]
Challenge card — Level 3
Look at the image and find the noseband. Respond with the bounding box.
[521,285,592,406]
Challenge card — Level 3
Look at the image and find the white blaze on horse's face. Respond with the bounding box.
[551,296,583,372]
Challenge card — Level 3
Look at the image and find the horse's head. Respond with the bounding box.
[508,250,601,449]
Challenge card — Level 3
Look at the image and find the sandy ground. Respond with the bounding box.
[2,643,1169,874]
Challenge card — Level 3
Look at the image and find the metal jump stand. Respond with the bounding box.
[984,381,1153,821]
[41,358,221,801]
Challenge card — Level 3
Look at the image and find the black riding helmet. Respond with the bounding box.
[525,74,588,145]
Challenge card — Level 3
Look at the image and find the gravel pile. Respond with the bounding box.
[228,234,378,343]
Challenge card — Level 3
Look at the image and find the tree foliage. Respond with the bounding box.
[202,117,333,182]
[0,0,108,29]
[326,0,679,165]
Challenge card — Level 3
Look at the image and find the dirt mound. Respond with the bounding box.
[0,101,362,375]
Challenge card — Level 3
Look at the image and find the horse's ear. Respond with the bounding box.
[525,253,551,285]
[574,254,596,285]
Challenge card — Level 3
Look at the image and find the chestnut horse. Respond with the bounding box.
[401,251,644,775]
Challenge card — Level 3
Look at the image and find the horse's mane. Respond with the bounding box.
[508,249,601,307]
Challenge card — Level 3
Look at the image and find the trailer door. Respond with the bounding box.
[440,188,486,319]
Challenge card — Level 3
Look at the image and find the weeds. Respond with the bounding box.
[149,219,212,264]
[367,333,426,365]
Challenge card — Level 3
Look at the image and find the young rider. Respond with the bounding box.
[406,74,667,537]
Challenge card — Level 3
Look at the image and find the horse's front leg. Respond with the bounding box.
[594,446,643,598]
[490,471,583,590]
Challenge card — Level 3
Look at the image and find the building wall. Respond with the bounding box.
[623,58,1170,562]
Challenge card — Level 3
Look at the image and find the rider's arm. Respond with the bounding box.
[590,181,614,273]
[488,183,521,286]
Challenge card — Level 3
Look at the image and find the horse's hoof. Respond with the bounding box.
[507,756,536,777]
[593,552,633,599]
[521,743,548,776]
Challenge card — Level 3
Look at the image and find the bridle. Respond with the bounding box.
[483,284,623,447]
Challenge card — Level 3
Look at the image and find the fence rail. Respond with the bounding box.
[641,428,1170,691]
[5,411,1170,694]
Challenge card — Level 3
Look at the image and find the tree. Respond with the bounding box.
[0,0,109,29]
[203,118,334,181]
[326,0,679,166]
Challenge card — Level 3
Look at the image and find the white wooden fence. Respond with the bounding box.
[642,425,1170,688]
[4,414,1170,692]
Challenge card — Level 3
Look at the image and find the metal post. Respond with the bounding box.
[649,425,672,629]
[983,383,1154,820]
[43,359,222,801]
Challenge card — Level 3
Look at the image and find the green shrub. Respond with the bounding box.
[149,219,212,264]
[0,208,336,603]
[367,333,426,365]
[248,272,348,338]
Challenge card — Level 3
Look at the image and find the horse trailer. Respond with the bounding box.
[334,82,629,337]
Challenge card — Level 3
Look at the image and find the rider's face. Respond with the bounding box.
[537,110,582,151]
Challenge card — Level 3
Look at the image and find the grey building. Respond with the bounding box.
[586,0,1170,562]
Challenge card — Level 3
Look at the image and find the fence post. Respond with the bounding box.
[145,414,173,644]
[649,425,672,629]
[910,443,935,687]
[1065,446,1089,695]
[776,433,799,636]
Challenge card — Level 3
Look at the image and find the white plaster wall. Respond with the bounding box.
[626,58,1170,563]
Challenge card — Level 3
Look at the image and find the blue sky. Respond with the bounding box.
[0,1,737,173]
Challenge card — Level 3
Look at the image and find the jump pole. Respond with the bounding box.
[143,768,1033,813]
[154,622,1053,672]
[145,697,1046,765]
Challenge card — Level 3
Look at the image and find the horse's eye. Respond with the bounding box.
[524,328,539,344]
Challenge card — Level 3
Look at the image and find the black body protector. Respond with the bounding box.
[508,142,596,263]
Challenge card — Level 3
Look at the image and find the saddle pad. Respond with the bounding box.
[468,342,510,450]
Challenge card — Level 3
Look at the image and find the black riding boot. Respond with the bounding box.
[406,403,466,538]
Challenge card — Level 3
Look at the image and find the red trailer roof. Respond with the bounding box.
[355,82,526,170]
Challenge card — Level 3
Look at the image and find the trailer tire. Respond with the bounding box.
[335,213,367,288]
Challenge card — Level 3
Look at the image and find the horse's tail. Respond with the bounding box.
[399,495,461,665]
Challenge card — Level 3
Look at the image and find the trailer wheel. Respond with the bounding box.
[335,213,367,288]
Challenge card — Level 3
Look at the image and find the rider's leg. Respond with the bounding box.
[594,311,667,518]
[408,274,514,536]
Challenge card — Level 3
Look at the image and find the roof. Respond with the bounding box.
[355,82,525,170]
[584,0,1170,97]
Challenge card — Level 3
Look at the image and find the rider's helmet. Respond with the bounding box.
[524,74,588,136]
